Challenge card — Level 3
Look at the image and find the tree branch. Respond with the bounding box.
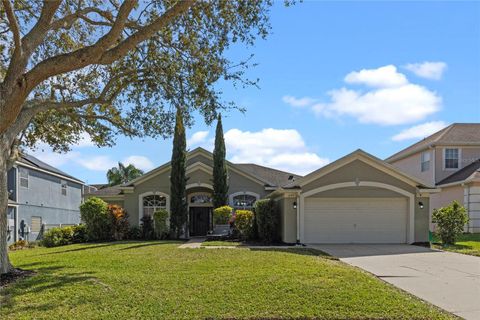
[50,7,115,30]
[2,0,22,58]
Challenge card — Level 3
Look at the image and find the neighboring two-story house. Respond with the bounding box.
[7,154,84,244]
[387,123,480,232]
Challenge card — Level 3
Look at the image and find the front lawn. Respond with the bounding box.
[432,233,480,257]
[201,240,242,247]
[1,241,452,319]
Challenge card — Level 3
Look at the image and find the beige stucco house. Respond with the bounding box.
[87,147,435,244]
[387,123,480,232]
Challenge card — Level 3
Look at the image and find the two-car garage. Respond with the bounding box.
[278,150,431,245]
[303,197,408,244]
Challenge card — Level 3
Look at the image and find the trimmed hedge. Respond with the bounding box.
[235,210,254,240]
[254,199,280,244]
[42,225,87,247]
[213,206,232,224]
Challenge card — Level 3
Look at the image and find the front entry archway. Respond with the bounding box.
[188,191,213,237]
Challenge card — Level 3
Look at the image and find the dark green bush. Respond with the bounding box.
[72,224,88,243]
[254,199,280,244]
[153,209,169,239]
[80,197,110,241]
[235,210,255,240]
[432,200,469,245]
[141,216,155,240]
[127,226,142,240]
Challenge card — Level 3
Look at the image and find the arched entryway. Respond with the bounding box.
[187,186,213,237]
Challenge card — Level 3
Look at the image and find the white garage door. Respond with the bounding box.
[304,197,407,244]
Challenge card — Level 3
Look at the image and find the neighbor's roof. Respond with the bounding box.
[85,185,122,196]
[386,123,480,163]
[437,159,480,186]
[17,153,84,184]
[235,163,302,188]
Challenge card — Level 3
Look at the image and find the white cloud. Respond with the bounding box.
[74,132,95,148]
[123,155,154,171]
[392,121,448,141]
[78,156,117,171]
[344,65,408,88]
[224,128,329,175]
[284,64,442,126]
[187,130,209,147]
[282,95,316,108]
[404,61,447,80]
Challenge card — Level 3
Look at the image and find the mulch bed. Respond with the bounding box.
[0,268,36,289]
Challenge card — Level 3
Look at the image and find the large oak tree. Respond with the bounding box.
[0,0,276,274]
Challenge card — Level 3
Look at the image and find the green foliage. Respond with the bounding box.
[255,199,280,244]
[169,108,188,238]
[141,216,155,240]
[108,204,130,240]
[107,162,144,186]
[42,225,88,248]
[127,226,142,240]
[154,209,170,240]
[234,210,255,240]
[213,115,229,208]
[432,200,469,245]
[80,197,110,241]
[213,206,232,225]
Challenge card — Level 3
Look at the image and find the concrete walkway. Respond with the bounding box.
[178,237,206,248]
[311,244,480,320]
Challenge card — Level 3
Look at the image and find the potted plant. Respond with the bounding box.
[213,206,232,235]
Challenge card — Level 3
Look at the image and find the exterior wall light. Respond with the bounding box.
[293,201,297,209]
[418,201,424,209]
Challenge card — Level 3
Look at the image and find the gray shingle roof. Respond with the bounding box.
[386,123,480,162]
[437,159,480,185]
[235,163,302,187]
[18,153,83,183]
[85,185,122,196]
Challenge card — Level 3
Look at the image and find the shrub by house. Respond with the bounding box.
[254,199,280,244]
[432,200,469,245]
[235,210,255,240]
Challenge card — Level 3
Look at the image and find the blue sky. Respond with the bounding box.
[31,1,480,184]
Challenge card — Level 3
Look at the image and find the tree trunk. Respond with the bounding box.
[0,136,13,274]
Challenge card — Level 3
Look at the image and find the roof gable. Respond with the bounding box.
[289,149,432,189]
[437,159,480,186]
[386,123,480,162]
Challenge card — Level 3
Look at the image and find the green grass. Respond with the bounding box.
[201,240,242,247]
[432,233,480,257]
[1,241,453,319]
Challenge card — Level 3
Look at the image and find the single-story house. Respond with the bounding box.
[87,147,437,244]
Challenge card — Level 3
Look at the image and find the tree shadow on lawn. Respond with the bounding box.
[1,263,98,314]
[249,247,338,260]
[117,240,182,251]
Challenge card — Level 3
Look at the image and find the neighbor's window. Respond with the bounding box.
[142,194,167,218]
[232,194,257,209]
[445,148,459,169]
[61,180,67,196]
[31,216,42,233]
[421,151,430,172]
[19,167,28,188]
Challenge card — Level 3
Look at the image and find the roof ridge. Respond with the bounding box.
[236,163,301,177]
[434,123,455,142]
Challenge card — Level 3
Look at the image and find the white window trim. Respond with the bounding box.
[61,180,67,196]
[420,151,430,172]
[443,148,462,171]
[229,191,260,210]
[19,167,29,189]
[138,191,170,225]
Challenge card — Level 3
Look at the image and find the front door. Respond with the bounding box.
[189,207,211,236]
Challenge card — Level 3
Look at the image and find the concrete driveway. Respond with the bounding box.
[311,244,480,320]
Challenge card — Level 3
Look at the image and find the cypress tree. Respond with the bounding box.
[212,114,229,208]
[169,108,188,238]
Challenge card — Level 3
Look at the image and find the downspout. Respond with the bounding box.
[296,195,300,245]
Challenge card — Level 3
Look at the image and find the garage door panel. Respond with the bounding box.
[304,198,407,244]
